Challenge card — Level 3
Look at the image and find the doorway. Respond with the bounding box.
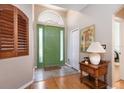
[112,7,124,88]
[37,24,65,68]
[113,19,121,83]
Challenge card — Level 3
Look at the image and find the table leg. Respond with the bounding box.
[80,69,83,83]
[104,74,107,83]
[95,78,98,88]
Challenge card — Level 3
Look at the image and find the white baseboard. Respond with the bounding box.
[19,68,35,89]
[33,67,35,80]
[19,80,33,89]
[65,63,72,67]
[65,63,80,72]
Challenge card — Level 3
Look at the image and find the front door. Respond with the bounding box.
[37,25,64,68]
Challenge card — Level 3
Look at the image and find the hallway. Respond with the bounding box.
[25,65,90,89]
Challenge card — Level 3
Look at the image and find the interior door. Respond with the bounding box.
[37,24,64,68]
[71,28,79,70]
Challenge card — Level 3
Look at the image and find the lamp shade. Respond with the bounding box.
[87,42,106,53]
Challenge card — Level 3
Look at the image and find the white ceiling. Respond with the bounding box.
[39,4,67,11]
[54,4,88,11]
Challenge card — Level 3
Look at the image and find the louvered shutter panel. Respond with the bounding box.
[0,5,29,59]
[17,10,29,56]
[0,5,16,58]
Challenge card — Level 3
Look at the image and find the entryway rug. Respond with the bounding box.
[44,66,61,71]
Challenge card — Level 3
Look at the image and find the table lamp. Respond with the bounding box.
[87,42,106,65]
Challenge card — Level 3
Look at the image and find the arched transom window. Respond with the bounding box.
[38,10,64,26]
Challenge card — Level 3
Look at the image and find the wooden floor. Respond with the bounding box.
[113,80,124,89]
[27,74,89,89]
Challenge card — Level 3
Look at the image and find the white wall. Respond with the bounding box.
[67,4,121,87]
[0,4,34,88]
[67,10,93,65]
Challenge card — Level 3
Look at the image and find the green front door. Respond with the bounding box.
[37,25,64,68]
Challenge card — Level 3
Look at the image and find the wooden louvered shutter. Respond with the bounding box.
[17,9,29,56]
[0,5,16,58]
[0,4,29,59]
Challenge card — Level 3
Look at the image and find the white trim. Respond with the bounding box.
[19,80,33,89]
[37,22,64,27]
[65,62,72,67]
[33,67,35,80]
[71,28,79,32]
[72,67,80,72]
[19,68,34,89]
[65,62,80,72]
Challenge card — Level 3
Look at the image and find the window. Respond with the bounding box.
[38,10,64,26]
[0,4,29,59]
[39,27,43,63]
[60,30,64,61]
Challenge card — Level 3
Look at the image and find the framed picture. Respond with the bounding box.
[80,25,95,52]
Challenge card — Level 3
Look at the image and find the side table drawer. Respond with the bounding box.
[82,66,95,75]
[98,66,107,76]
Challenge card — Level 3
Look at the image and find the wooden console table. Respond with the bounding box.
[79,60,109,89]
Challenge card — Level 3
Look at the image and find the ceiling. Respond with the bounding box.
[54,4,88,11]
[39,4,67,11]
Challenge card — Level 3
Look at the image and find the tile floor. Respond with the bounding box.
[34,65,79,82]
